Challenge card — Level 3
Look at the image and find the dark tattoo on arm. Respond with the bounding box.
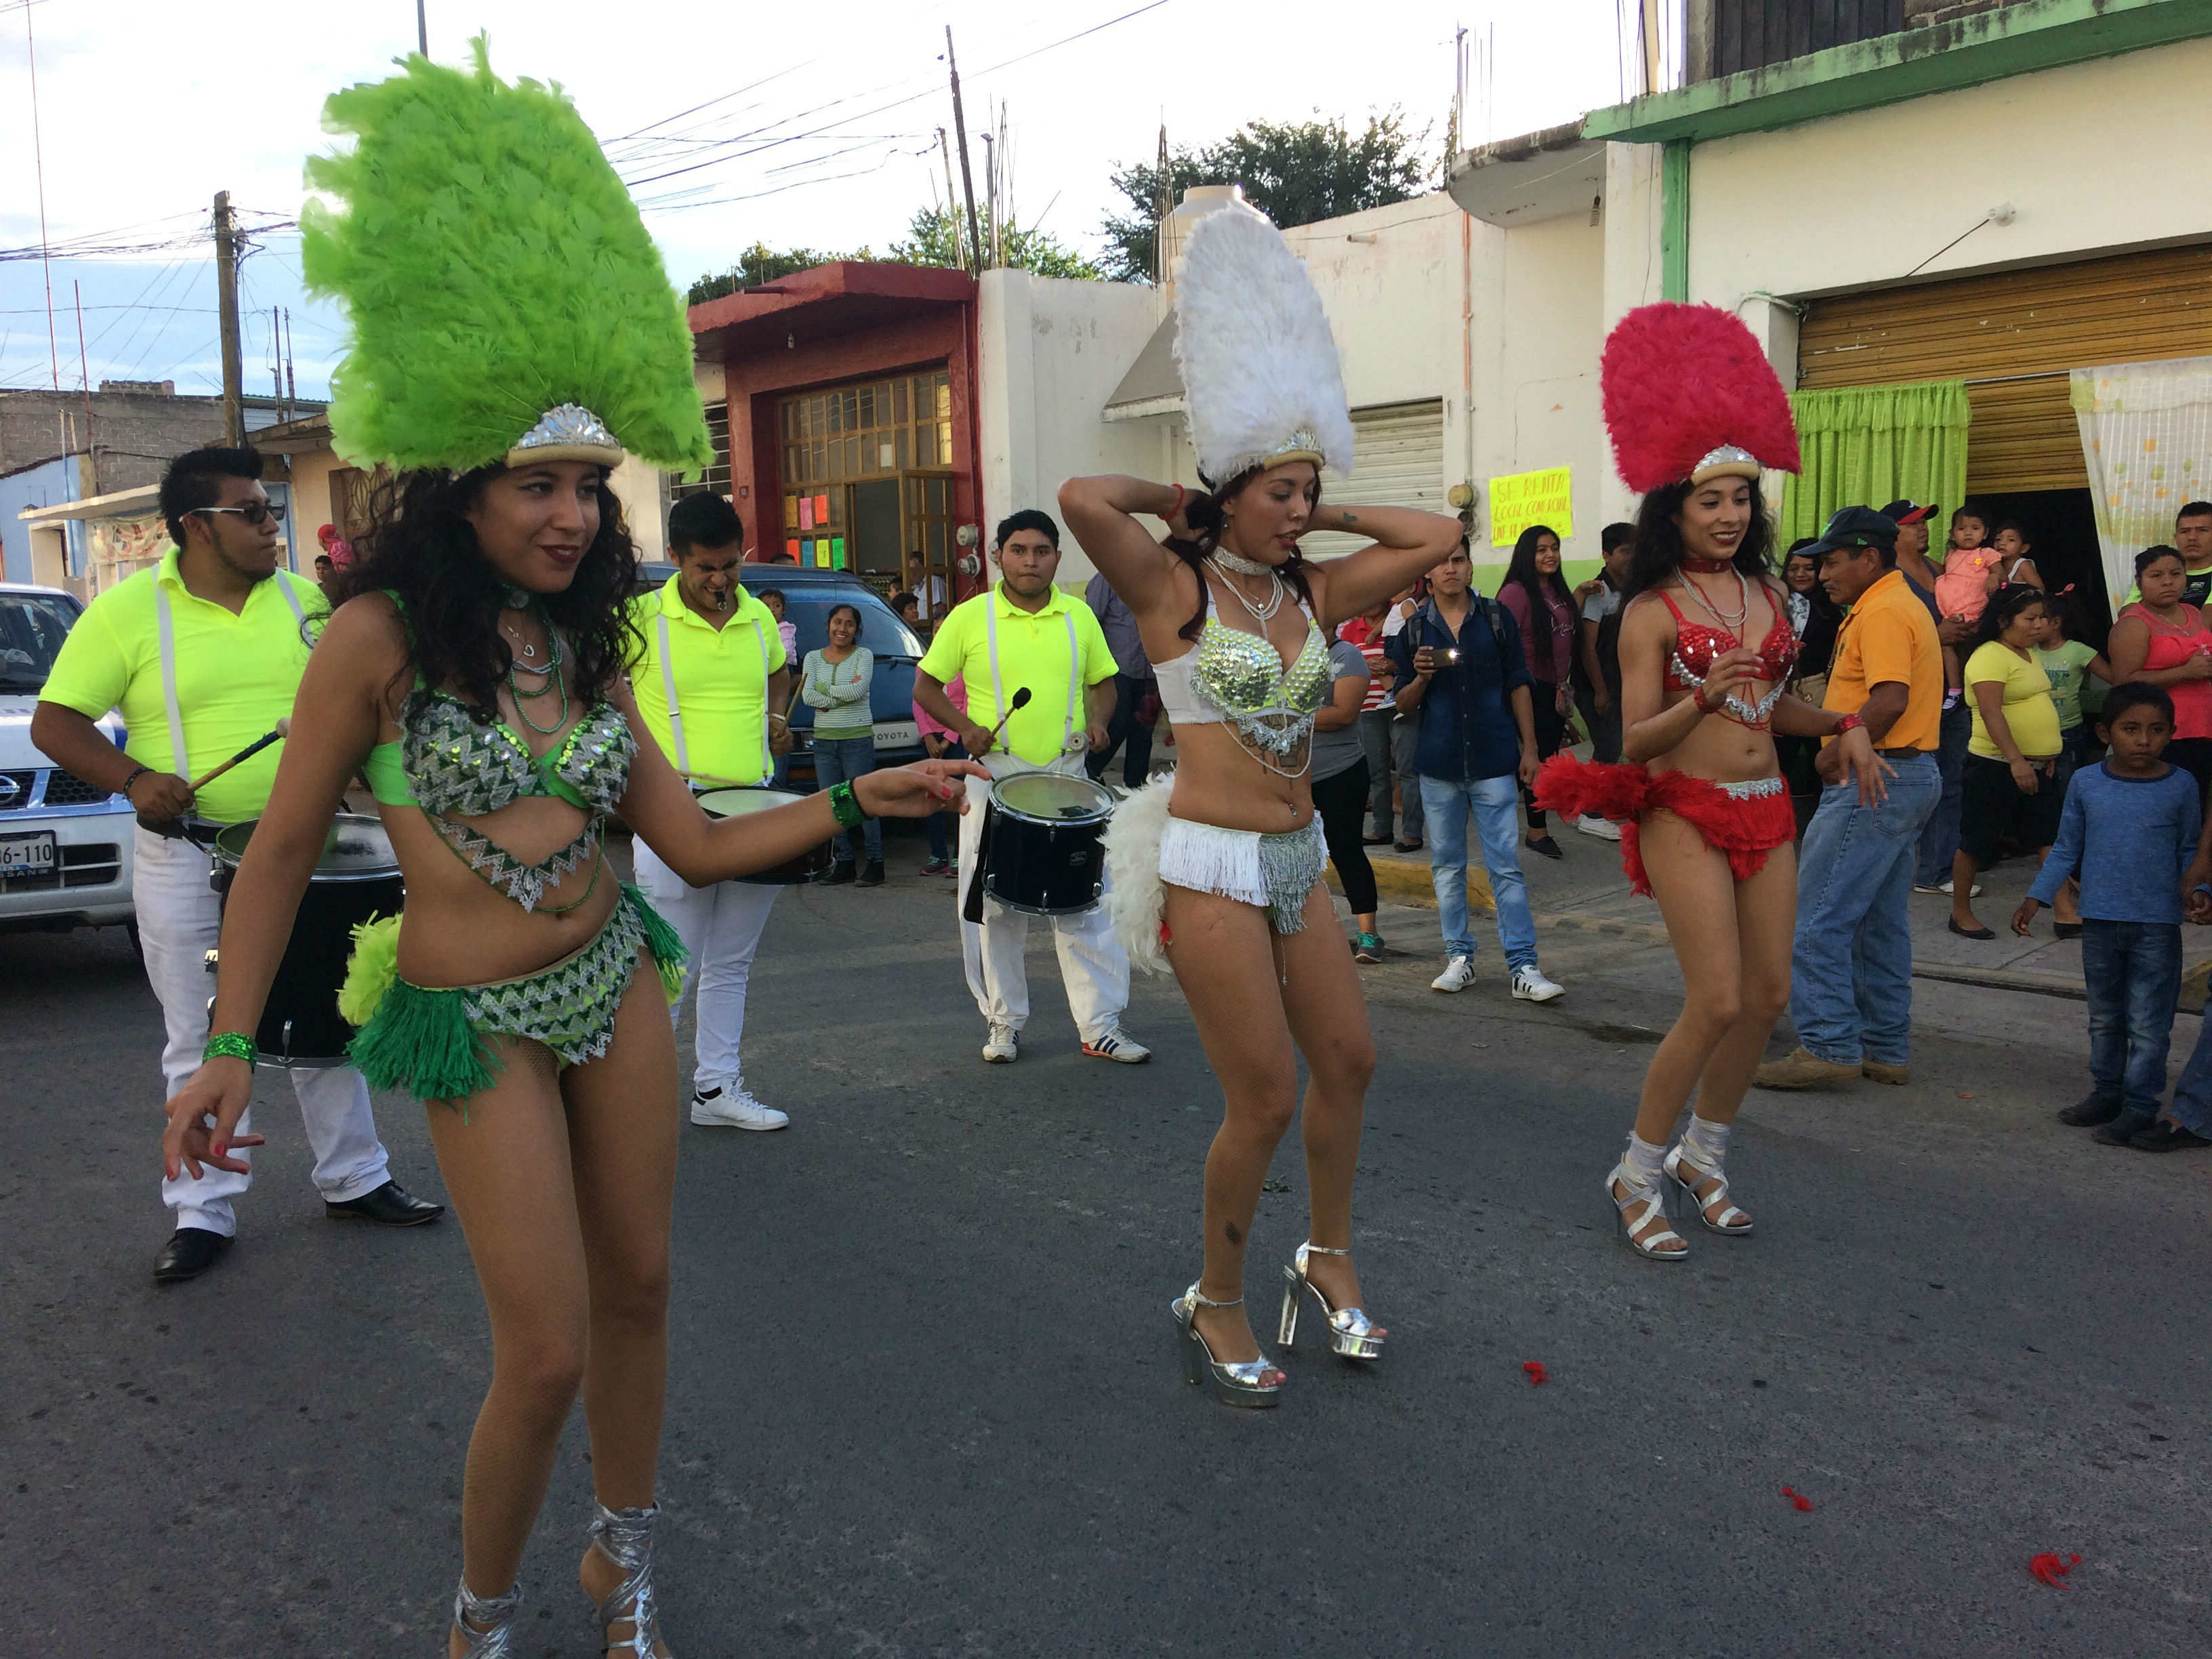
[1223,1221,1243,1247]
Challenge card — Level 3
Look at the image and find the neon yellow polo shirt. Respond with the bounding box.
[919,582,1118,767]
[626,576,787,786]
[41,548,325,824]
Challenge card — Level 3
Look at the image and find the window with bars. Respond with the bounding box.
[669,401,732,504]
[780,369,953,491]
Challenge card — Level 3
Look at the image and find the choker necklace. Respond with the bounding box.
[501,583,535,611]
[1681,554,1736,574]
[1210,546,1275,577]
[1207,555,1285,623]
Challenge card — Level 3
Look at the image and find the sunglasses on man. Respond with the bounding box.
[193,501,287,527]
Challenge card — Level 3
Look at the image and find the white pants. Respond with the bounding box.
[137,826,390,1237]
[634,840,779,1097]
[957,773,1129,1039]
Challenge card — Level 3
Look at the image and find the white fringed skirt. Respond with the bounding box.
[1102,777,1328,974]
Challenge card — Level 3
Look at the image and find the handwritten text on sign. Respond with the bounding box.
[1489,466,1574,548]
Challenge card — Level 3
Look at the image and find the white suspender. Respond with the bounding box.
[983,588,1078,765]
[655,600,775,783]
[150,575,308,779]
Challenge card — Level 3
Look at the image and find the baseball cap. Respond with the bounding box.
[1803,506,1900,560]
[1879,499,1936,526]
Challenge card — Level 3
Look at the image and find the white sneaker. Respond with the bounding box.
[1511,965,1565,1002]
[1914,878,1983,897]
[1430,955,1477,993]
[982,1023,1020,1063]
[1082,1025,1151,1063]
[1575,813,1622,842]
[691,1086,789,1130]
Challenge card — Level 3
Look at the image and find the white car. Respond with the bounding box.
[0,581,135,935]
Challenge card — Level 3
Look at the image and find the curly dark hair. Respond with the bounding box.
[326,465,640,717]
[1621,478,1778,604]
[1164,464,1318,642]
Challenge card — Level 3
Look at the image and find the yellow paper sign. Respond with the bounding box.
[1489,466,1574,548]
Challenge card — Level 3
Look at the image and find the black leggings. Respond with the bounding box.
[1521,684,1569,830]
[1313,758,1378,916]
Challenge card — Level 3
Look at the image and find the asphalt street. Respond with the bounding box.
[5,824,2209,1656]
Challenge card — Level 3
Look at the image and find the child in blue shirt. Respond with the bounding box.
[2014,683,2203,1147]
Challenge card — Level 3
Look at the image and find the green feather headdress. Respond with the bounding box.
[302,38,711,474]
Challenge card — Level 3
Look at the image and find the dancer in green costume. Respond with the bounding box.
[159,43,981,1656]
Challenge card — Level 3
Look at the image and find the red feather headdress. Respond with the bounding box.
[1600,303,1801,494]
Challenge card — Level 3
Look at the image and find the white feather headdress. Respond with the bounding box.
[1172,202,1355,485]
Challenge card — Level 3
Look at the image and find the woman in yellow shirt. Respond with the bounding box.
[1952,585,2062,938]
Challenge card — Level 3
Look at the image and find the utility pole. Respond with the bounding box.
[272,305,283,401]
[945,28,984,279]
[416,0,428,55]
[1153,123,1171,285]
[937,129,964,268]
[26,6,59,388]
[284,308,298,420]
[213,191,244,445]
[73,281,96,494]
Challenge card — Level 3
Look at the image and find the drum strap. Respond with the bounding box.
[154,574,306,779]
[985,589,1078,766]
[655,603,775,783]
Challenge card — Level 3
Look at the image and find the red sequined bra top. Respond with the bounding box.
[1654,588,1798,729]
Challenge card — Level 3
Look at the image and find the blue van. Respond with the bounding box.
[633,564,928,787]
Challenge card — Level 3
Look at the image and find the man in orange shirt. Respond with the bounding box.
[1759,508,1945,1089]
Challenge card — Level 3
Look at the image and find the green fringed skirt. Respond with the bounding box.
[342,884,688,1105]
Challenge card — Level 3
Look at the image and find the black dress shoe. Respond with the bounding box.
[814,859,857,886]
[2091,1108,2156,1147]
[1525,834,1564,861]
[325,1180,445,1226]
[855,859,885,887]
[2057,1093,2122,1127]
[2129,1120,2212,1153]
[154,1227,232,1284]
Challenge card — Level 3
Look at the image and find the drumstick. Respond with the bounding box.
[986,687,1032,743]
[188,718,290,792]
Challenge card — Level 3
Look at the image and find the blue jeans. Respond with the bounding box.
[2165,998,2212,1136]
[1914,699,1971,886]
[2080,920,2182,1118]
[811,734,882,863]
[1419,773,1536,971]
[1790,753,1942,1066]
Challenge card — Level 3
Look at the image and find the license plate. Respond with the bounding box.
[0,830,57,878]
[874,719,919,747]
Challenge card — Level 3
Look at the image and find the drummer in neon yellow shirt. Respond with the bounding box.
[30,444,430,1282]
[915,508,1147,1067]
[623,493,798,1130]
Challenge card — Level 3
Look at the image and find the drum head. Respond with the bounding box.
[992,773,1113,823]
[213,814,398,879]
[697,787,807,819]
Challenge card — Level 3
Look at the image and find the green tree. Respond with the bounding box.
[1099,111,1433,284]
[890,203,1104,281]
[687,241,873,306]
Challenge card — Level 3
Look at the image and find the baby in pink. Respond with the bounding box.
[1935,546,2004,622]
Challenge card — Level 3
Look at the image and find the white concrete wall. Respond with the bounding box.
[977,269,1163,583]
[1687,36,2212,308]
[1486,211,1610,565]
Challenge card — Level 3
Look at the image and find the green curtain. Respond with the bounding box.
[1778,380,1971,544]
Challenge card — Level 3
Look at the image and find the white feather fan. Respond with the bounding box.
[1172,202,1355,485]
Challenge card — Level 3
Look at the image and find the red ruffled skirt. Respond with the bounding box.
[1535,754,1796,897]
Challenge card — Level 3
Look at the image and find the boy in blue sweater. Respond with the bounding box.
[2013,683,2203,1148]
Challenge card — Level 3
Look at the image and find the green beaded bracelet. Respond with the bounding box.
[203,1031,258,1067]
[827,780,867,831]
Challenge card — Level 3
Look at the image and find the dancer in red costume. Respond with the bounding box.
[1537,304,1887,1260]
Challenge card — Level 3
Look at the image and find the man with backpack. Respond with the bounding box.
[1388,537,1566,1003]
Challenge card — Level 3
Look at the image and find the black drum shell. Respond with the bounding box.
[981,774,1111,916]
[694,787,833,884]
[211,817,403,1065]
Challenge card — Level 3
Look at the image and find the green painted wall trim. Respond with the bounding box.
[1661,141,1692,302]
[1584,0,2212,146]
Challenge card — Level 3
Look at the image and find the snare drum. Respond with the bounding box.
[695,786,832,884]
[209,815,404,1066]
[983,772,1113,915]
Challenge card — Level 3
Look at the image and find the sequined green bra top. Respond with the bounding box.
[1153,586,1332,776]
[360,608,637,912]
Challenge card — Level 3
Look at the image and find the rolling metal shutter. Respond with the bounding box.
[1798,246,2212,493]
[1301,400,1446,558]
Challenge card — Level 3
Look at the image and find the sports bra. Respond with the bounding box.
[362,598,638,912]
[1654,586,1799,730]
[1153,584,1332,773]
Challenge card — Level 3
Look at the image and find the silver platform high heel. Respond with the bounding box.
[1172,1282,1286,1408]
[1277,1242,1385,1361]
[450,1579,523,1656]
[586,1501,671,1657]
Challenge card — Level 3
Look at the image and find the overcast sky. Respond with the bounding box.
[1,0,1632,403]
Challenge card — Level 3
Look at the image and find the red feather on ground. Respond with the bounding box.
[1780,1486,1815,1512]
[2029,1552,2081,1589]
[1600,302,1801,493]
[1521,1361,1548,1386]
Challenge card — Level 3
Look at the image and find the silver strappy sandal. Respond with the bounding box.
[587,1501,672,1657]
[1664,1142,1755,1235]
[1277,1242,1386,1360]
[450,1579,523,1656]
[1172,1282,1286,1407]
